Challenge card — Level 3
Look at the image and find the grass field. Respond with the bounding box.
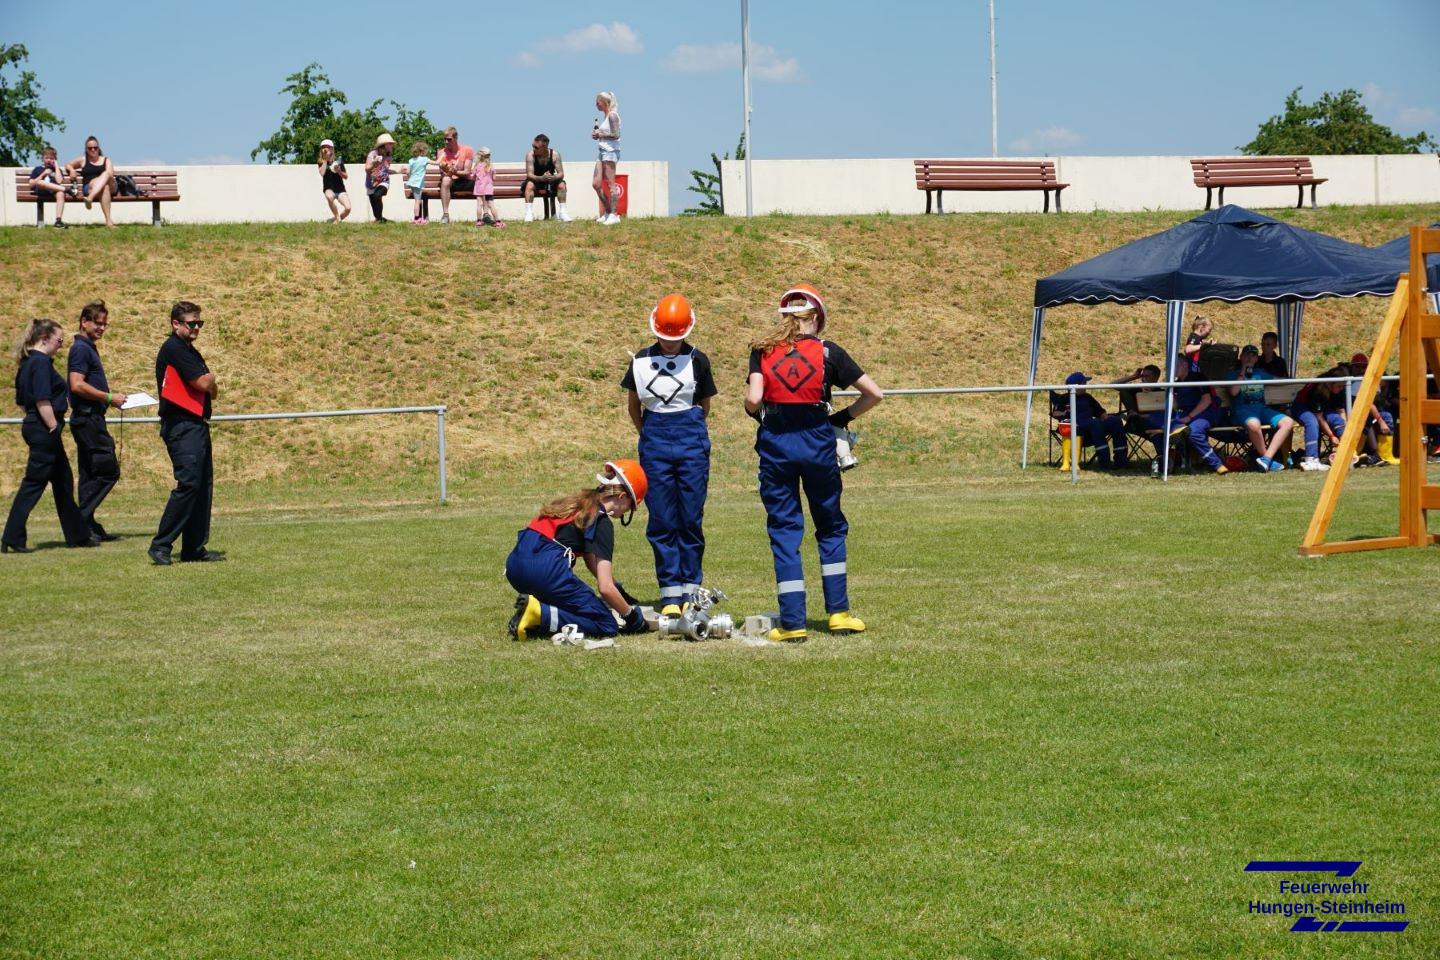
[3,211,1439,957]
[2,461,1437,959]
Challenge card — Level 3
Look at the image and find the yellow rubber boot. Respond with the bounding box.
[828,612,866,634]
[508,594,541,641]
[767,627,808,643]
[660,604,682,616]
[1378,433,1400,464]
[1059,435,1074,472]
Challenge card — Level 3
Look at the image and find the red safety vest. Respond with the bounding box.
[526,514,574,541]
[761,338,825,405]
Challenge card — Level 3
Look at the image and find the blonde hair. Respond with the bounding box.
[411,141,430,158]
[750,306,816,354]
[537,488,608,531]
[596,91,618,112]
[13,319,61,368]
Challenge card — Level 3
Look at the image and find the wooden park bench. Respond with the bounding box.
[13,168,179,226]
[1190,156,1327,210]
[913,159,1069,214]
[402,165,555,219]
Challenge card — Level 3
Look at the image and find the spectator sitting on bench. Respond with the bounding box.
[1288,367,1341,472]
[1256,331,1288,377]
[524,134,573,223]
[436,126,475,224]
[66,136,116,227]
[1229,344,1295,472]
[1056,371,1128,469]
[1172,356,1228,474]
[1319,364,1371,467]
[1346,353,1398,464]
[1183,315,1214,363]
[28,145,70,228]
[1116,364,1187,438]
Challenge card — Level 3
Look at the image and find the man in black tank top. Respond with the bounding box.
[523,134,573,222]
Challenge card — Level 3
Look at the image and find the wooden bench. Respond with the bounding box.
[13,168,179,226]
[400,165,555,219]
[1190,156,1327,210]
[913,159,1069,214]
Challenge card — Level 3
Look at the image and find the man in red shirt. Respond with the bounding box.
[437,126,475,224]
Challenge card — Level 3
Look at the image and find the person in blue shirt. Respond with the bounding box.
[1229,344,1295,472]
[1055,371,1129,469]
[67,300,128,540]
[3,319,92,552]
[28,145,70,229]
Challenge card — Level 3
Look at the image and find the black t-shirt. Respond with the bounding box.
[620,342,718,413]
[747,337,864,428]
[15,351,68,416]
[155,333,211,422]
[553,511,615,563]
[30,164,63,186]
[1257,354,1288,377]
[67,335,109,413]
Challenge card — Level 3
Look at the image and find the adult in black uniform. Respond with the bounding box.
[3,319,92,552]
[67,300,128,541]
[149,301,222,565]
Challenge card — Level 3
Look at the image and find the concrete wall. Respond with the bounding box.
[0,161,669,226]
[720,155,1440,216]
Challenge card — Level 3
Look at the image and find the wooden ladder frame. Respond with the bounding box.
[1300,226,1440,556]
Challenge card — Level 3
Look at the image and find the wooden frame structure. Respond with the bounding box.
[1300,226,1440,556]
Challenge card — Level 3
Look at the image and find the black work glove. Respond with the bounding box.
[619,606,649,635]
[829,407,855,429]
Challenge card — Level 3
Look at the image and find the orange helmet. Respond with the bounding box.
[598,458,648,507]
[650,293,696,341]
[778,283,827,332]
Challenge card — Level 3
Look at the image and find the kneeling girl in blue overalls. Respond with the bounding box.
[622,293,717,616]
[506,459,651,641]
[745,284,883,643]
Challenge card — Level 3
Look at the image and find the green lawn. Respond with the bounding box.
[2,465,1436,959]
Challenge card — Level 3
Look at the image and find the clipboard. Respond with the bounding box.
[161,364,205,415]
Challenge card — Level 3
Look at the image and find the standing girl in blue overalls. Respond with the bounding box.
[744,284,883,643]
[622,293,717,615]
[506,459,652,641]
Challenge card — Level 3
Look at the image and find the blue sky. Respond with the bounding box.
[8,0,1439,214]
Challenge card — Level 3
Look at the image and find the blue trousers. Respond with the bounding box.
[756,422,849,630]
[1290,407,1322,459]
[504,529,617,637]
[638,407,709,603]
[1183,411,1224,470]
[1078,414,1127,466]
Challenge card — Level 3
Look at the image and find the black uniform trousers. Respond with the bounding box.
[2,418,89,548]
[151,419,213,558]
[69,411,120,537]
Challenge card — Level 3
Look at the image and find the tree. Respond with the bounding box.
[0,43,65,166]
[251,63,442,164]
[681,133,745,216]
[1241,87,1436,155]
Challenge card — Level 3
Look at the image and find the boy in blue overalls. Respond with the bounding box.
[622,294,717,615]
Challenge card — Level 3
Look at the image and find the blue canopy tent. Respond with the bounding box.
[1374,225,1440,310]
[1025,205,1404,476]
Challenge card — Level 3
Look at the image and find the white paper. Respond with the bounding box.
[120,392,158,410]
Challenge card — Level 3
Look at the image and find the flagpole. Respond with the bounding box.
[741,0,754,217]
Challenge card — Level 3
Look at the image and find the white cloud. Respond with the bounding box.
[1007,127,1082,153]
[514,51,540,68]
[661,42,800,82]
[1362,82,1438,131]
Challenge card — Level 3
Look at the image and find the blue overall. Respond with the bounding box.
[504,528,618,637]
[756,418,849,631]
[639,405,709,603]
[1175,384,1225,471]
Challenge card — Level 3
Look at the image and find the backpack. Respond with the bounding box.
[114,174,144,197]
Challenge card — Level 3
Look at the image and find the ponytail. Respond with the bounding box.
[13,319,61,369]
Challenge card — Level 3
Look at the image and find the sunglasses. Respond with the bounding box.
[179,319,204,330]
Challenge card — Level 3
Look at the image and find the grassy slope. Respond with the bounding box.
[2,205,1436,498]
[1,469,1437,959]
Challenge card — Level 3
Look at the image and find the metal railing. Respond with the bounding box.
[835,375,1416,483]
[2,404,450,501]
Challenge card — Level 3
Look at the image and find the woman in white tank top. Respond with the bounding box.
[591,91,621,225]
